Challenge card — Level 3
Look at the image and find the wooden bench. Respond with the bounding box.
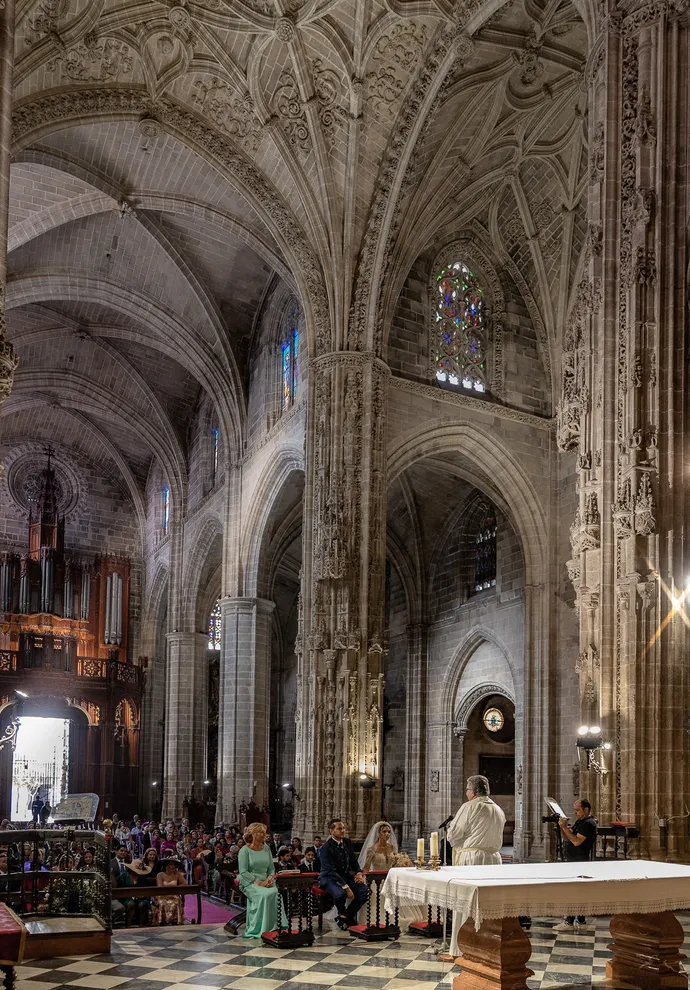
[111,884,202,926]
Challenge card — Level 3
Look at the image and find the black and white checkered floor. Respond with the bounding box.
[14,913,690,989]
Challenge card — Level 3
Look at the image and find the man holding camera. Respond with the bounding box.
[553,798,598,932]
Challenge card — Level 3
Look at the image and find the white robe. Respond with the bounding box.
[447,797,506,954]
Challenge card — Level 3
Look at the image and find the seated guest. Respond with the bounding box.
[130,848,160,885]
[152,858,186,925]
[276,846,295,871]
[111,844,147,927]
[318,819,368,931]
[237,822,277,940]
[159,828,177,859]
[300,847,318,873]
[312,836,323,868]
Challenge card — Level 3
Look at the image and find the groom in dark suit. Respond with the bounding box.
[318,818,369,930]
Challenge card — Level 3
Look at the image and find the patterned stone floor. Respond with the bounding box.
[14,912,690,989]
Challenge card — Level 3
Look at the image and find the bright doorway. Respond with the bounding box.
[11,716,70,822]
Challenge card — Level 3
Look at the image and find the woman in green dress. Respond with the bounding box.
[238,822,278,939]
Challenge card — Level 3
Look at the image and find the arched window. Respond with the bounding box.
[434,261,487,392]
[280,307,299,410]
[208,600,222,651]
[474,504,497,592]
[212,427,219,482]
[162,485,170,535]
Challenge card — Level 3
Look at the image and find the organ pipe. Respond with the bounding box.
[104,573,112,644]
[63,559,73,619]
[0,555,11,612]
[19,555,29,613]
[80,569,90,620]
[40,548,53,613]
[114,573,122,646]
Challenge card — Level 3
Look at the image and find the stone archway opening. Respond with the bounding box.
[456,692,516,849]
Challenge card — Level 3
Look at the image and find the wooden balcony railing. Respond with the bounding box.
[0,651,142,689]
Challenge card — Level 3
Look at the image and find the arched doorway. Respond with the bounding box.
[0,698,90,822]
[453,686,516,847]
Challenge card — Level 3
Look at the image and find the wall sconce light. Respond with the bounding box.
[359,773,376,790]
[282,782,301,801]
[577,726,610,777]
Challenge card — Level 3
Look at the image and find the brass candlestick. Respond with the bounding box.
[414,857,425,869]
[428,854,440,871]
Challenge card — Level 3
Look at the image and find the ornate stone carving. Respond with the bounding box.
[312,59,347,145]
[512,36,544,85]
[275,16,295,43]
[634,473,656,535]
[634,87,656,148]
[590,121,605,181]
[47,34,134,82]
[634,246,657,285]
[272,67,311,153]
[613,477,634,539]
[193,78,261,152]
[430,769,440,792]
[0,329,17,404]
[636,579,656,612]
[25,0,68,46]
[366,23,428,121]
[631,352,643,387]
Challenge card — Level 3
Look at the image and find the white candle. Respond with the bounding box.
[417,837,425,861]
[430,831,439,858]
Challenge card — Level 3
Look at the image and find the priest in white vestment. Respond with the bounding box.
[447,775,505,953]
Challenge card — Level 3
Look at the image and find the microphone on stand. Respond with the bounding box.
[438,814,453,830]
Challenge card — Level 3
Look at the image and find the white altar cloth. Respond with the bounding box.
[382,860,690,931]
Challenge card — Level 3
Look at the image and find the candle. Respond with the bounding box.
[430,831,439,858]
[417,837,425,861]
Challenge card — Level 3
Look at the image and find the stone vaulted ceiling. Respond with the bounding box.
[2,0,593,523]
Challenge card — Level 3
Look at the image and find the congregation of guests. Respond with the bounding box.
[0,811,408,936]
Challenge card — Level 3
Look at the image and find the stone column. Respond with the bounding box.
[162,631,208,817]
[403,623,428,843]
[559,0,689,856]
[294,353,389,840]
[216,597,275,823]
[0,0,16,409]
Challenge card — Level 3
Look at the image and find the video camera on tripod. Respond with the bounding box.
[543,797,568,860]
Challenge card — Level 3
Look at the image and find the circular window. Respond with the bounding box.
[483,708,504,733]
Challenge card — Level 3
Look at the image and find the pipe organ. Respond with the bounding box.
[0,450,131,662]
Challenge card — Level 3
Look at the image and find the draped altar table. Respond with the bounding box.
[382,860,690,990]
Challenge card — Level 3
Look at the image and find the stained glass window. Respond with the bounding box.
[208,600,222,651]
[474,505,497,592]
[434,261,487,392]
[483,708,504,732]
[162,485,170,535]
[281,311,299,410]
[212,427,219,480]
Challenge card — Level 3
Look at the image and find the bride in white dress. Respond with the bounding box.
[358,822,424,925]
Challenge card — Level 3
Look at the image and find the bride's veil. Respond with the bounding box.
[358,821,398,870]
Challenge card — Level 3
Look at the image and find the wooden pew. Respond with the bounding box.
[111,884,202,926]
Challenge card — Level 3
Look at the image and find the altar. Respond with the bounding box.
[382,860,690,990]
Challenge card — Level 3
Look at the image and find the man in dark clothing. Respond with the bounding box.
[318,819,368,930]
[31,795,43,825]
[110,844,147,927]
[554,799,598,931]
